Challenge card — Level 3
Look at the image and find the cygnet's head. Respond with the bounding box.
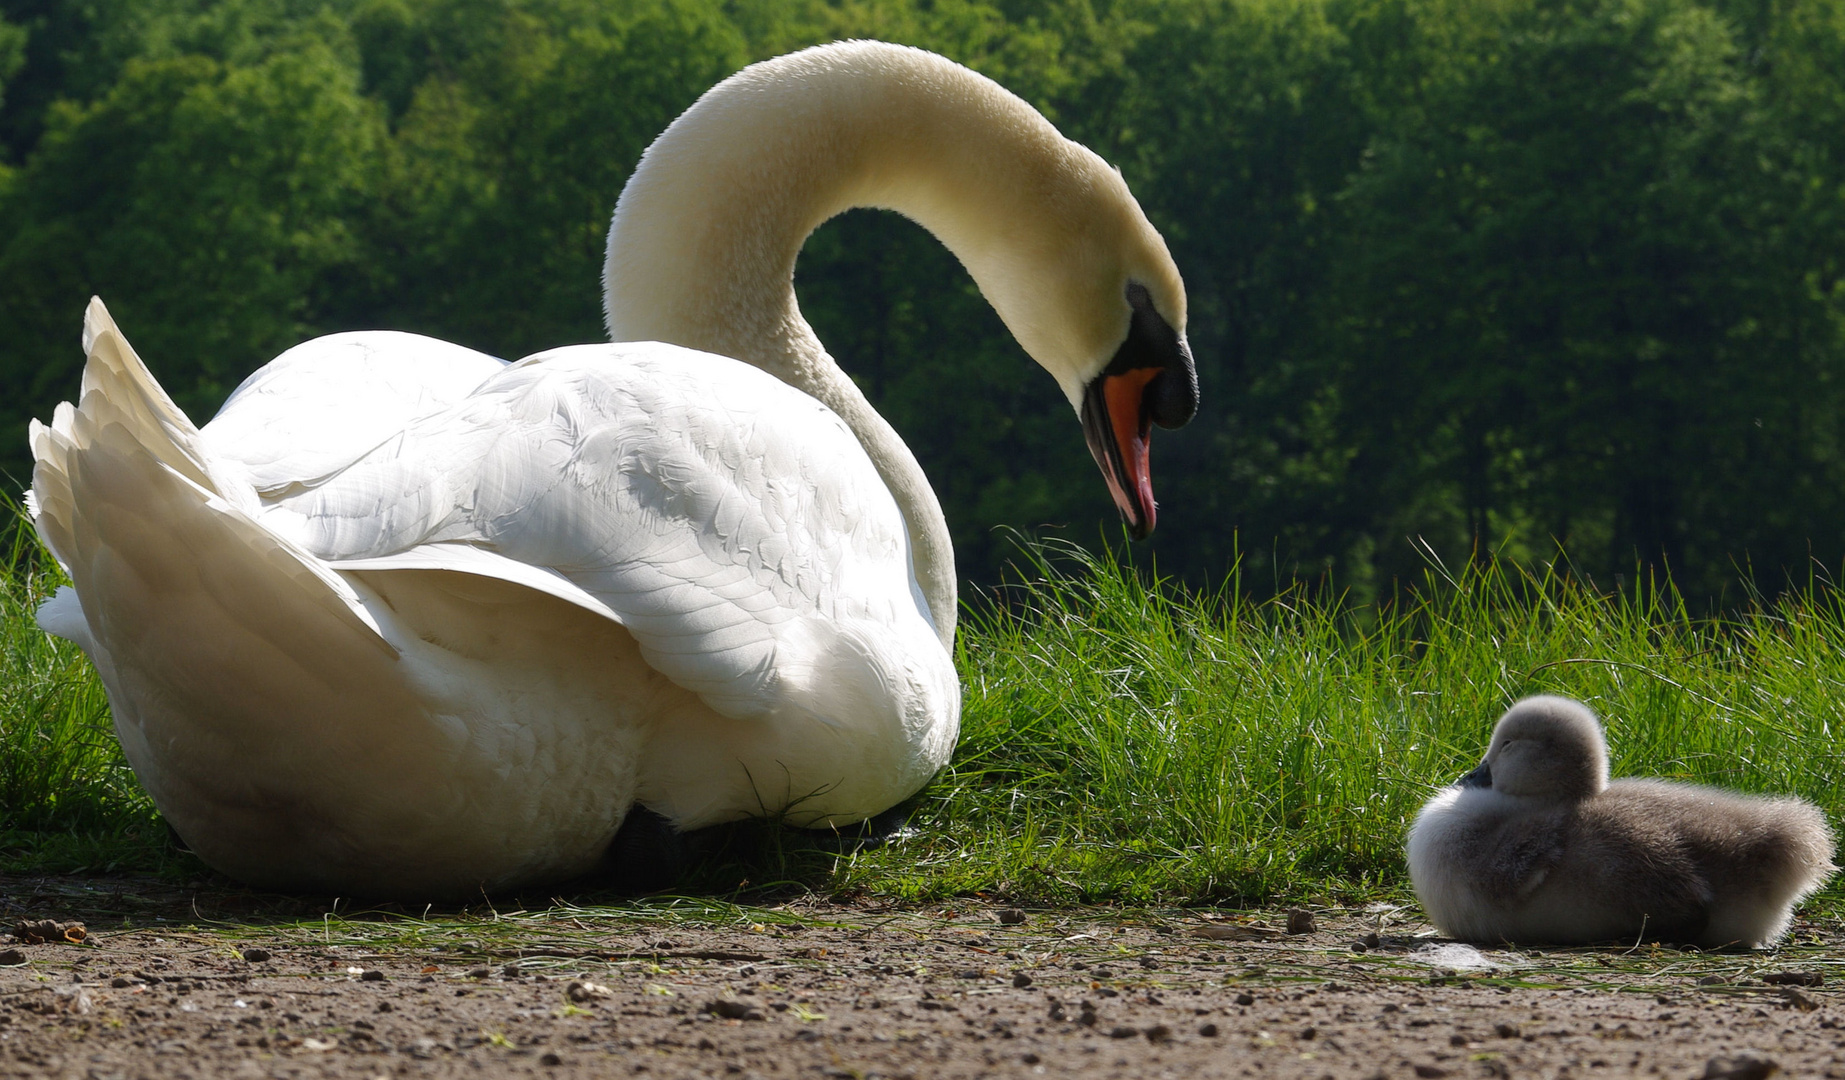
[1457,695,1610,802]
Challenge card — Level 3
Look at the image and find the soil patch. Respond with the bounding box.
[0,875,1840,1079]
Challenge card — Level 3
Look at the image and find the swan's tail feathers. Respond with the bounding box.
[30,298,224,572]
[28,298,394,653]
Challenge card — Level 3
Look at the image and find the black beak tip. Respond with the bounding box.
[1457,763,1492,790]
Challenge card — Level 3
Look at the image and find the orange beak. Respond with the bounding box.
[1078,282,1198,539]
[1082,368,1161,539]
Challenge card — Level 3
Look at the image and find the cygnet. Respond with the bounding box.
[1408,695,1836,947]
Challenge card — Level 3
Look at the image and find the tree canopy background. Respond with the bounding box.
[4,0,1844,606]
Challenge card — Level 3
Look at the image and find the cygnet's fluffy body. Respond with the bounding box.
[1408,696,1835,948]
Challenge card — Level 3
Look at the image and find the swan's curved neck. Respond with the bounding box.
[604,46,1093,644]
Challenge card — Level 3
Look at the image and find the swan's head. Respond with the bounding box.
[963,140,1196,540]
[1457,695,1610,803]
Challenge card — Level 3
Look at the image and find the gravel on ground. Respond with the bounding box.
[0,875,1839,1079]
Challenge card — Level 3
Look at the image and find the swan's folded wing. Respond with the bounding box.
[202,331,508,497]
[329,543,624,626]
[257,342,937,721]
[1477,812,1568,902]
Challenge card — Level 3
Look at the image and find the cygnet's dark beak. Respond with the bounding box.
[1080,283,1198,539]
[1457,762,1492,790]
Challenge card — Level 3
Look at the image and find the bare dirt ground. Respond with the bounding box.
[0,874,1840,1080]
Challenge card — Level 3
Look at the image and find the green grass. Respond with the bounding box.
[843,540,1845,905]
[3,524,1841,908]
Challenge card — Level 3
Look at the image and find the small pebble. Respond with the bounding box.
[241,948,271,963]
[704,998,765,1021]
[465,966,492,979]
[1234,992,1255,1006]
[1143,1024,1172,1043]
[996,908,1027,925]
[539,1052,563,1067]
[1012,972,1033,988]
[1106,1025,1138,1039]
[1702,1053,1780,1080]
[360,970,386,982]
[1198,1022,1220,1037]
[1777,987,1818,1012]
[567,981,614,1003]
[1285,909,1316,934]
[0,949,25,966]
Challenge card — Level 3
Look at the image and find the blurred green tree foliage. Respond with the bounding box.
[3,0,1844,605]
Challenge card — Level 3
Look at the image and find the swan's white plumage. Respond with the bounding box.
[31,302,955,896]
[27,39,1187,898]
[253,342,946,729]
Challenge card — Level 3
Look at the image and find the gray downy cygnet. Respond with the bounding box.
[1407,695,1836,948]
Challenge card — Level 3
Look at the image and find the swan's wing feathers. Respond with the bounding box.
[329,542,625,625]
[202,331,508,496]
[1478,812,1567,901]
[517,347,922,718]
[264,343,927,720]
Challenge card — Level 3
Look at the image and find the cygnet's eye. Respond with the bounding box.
[1457,762,1492,789]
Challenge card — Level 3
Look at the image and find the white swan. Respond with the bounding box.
[1408,696,1836,947]
[25,41,1196,898]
